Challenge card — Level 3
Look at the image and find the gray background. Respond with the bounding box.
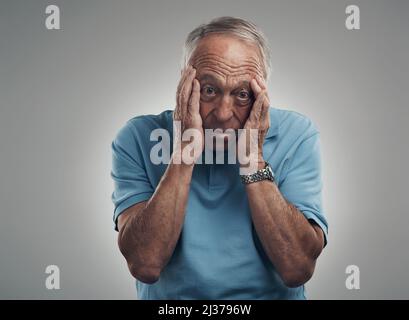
[1,0,408,299]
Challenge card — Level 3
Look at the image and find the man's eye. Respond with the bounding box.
[202,85,216,96]
[237,90,250,100]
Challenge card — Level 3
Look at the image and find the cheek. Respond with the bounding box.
[199,102,214,119]
[235,107,252,124]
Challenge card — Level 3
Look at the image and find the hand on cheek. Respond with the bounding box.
[238,75,270,167]
[251,75,270,108]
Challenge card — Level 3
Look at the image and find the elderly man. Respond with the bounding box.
[111,16,328,299]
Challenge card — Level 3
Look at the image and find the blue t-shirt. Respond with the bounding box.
[111,107,328,299]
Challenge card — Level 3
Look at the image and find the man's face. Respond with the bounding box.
[190,34,265,134]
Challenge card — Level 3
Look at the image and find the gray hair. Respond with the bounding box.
[182,16,272,81]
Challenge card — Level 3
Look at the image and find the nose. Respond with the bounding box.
[213,95,234,123]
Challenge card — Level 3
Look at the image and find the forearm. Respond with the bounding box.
[245,180,323,287]
[118,65,201,283]
[119,155,194,280]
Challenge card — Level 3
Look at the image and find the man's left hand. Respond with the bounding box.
[239,75,270,171]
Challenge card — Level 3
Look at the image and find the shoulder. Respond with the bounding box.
[114,110,173,144]
[274,108,320,141]
[265,108,321,165]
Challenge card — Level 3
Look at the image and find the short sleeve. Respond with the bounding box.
[111,122,154,231]
[279,133,329,246]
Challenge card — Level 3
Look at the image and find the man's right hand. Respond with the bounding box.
[173,65,203,164]
[117,66,202,283]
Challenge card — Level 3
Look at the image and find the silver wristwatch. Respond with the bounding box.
[240,162,275,184]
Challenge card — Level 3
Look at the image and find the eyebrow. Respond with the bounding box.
[198,74,251,89]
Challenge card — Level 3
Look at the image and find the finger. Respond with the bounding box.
[175,69,188,111]
[179,67,196,108]
[250,79,270,112]
[257,75,271,108]
[252,76,270,107]
[249,93,266,122]
[250,78,262,97]
[260,100,270,124]
[256,75,267,90]
[177,65,190,89]
[188,79,200,114]
[257,94,266,119]
[176,68,190,117]
[174,100,183,120]
[176,65,192,100]
[176,67,192,116]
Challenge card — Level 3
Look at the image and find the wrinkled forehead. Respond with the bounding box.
[189,35,264,82]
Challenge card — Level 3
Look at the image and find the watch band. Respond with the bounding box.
[240,162,275,184]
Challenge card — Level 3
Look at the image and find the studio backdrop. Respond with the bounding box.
[0,0,408,299]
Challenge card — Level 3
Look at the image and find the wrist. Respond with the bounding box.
[167,155,194,185]
[239,155,265,170]
[240,161,275,185]
[255,159,266,170]
[170,153,196,169]
[172,136,203,165]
